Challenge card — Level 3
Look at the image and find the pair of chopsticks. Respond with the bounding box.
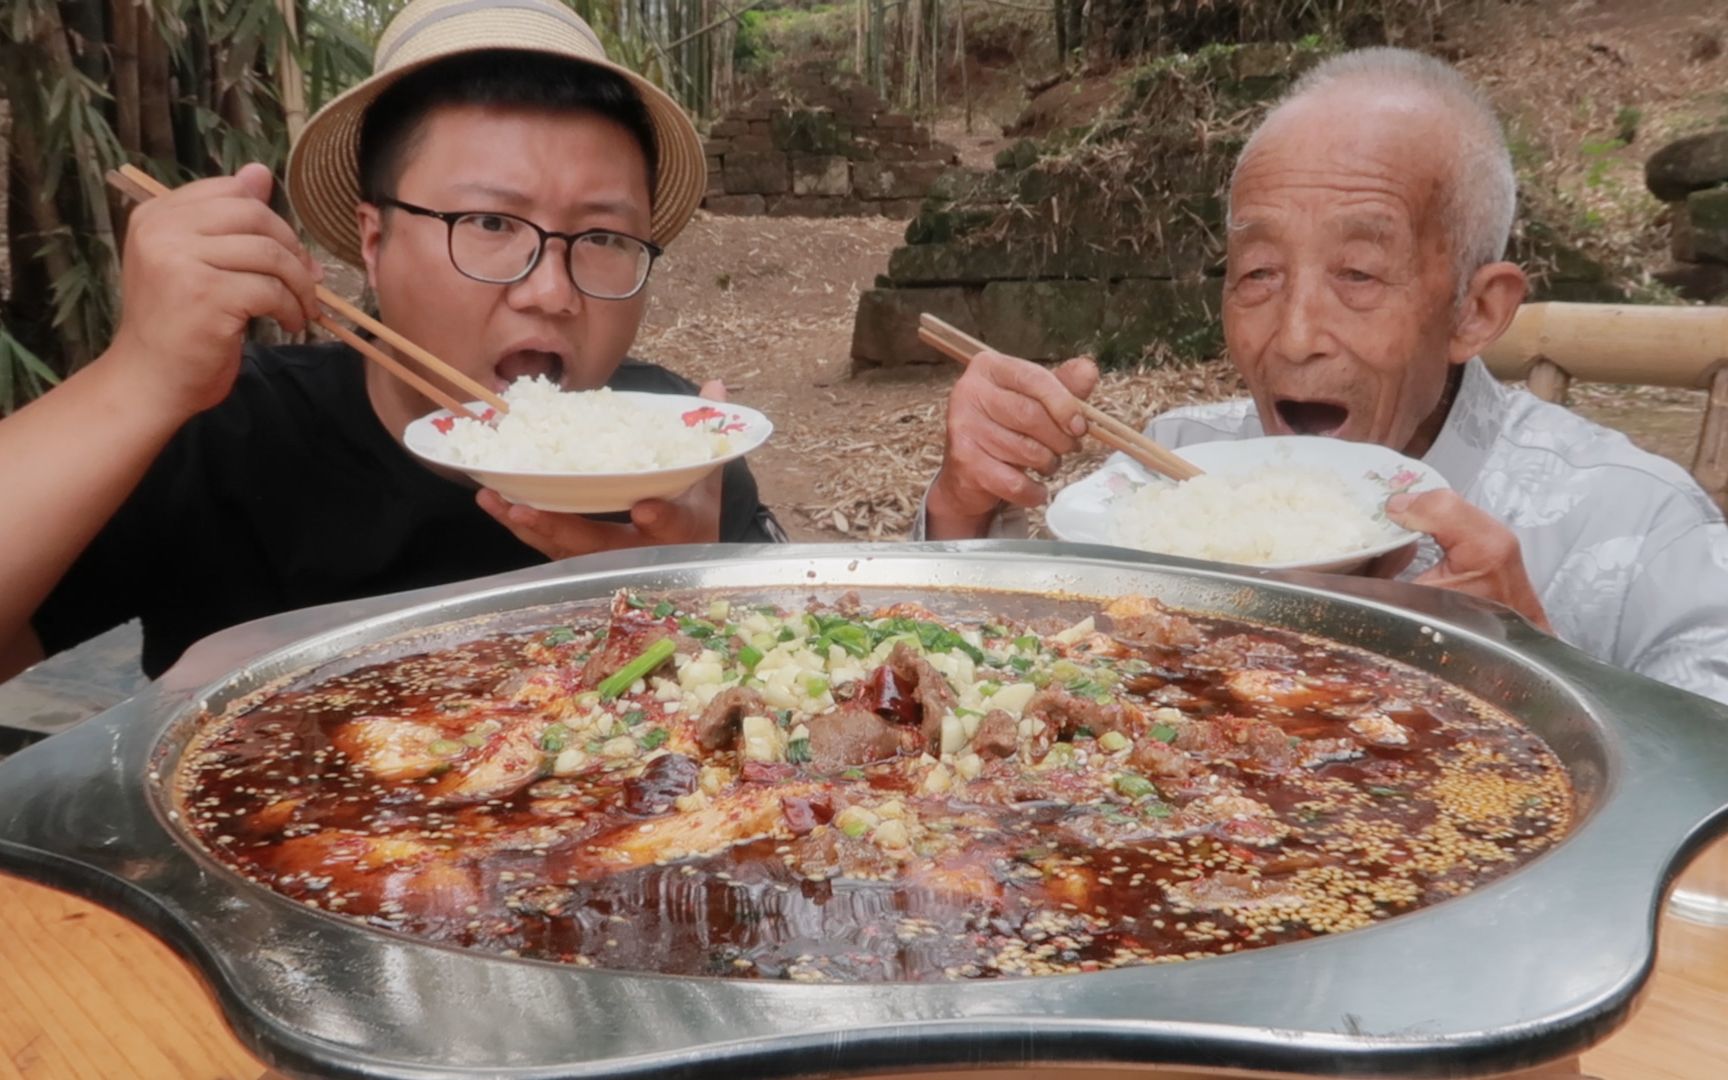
[105,164,507,422]
[916,314,1202,483]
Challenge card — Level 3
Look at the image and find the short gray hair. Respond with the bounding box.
[1230,47,1518,298]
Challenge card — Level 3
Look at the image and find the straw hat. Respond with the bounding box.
[287,0,706,268]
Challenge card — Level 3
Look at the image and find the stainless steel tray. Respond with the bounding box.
[3,542,1726,1080]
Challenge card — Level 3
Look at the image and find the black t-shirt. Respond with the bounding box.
[34,342,783,677]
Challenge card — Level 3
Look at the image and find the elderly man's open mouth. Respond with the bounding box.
[1274,398,1350,437]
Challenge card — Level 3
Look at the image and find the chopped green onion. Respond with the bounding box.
[1114,773,1157,800]
[1142,800,1174,819]
[915,621,984,662]
[538,724,569,752]
[1367,785,1405,798]
[802,675,830,699]
[542,627,578,646]
[1150,723,1178,744]
[786,737,812,764]
[585,738,608,753]
[776,708,794,727]
[429,739,465,757]
[1013,634,1039,652]
[1008,656,1034,674]
[817,623,871,658]
[1073,725,1094,740]
[737,644,765,672]
[598,638,677,700]
[623,710,645,727]
[839,816,870,839]
[1098,730,1131,753]
[776,626,796,643]
[461,732,486,748]
[982,623,1010,639]
[841,768,866,781]
[955,707,983,719]
[978,680,1001,697]
[638,728,670,751]
[625,594,650,609]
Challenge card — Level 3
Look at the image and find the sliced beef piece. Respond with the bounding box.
[1129,737,1196,779]
[579,591,693,687]
[780,792,836,836]
[972,709,1020,759]
[697,686,769,751]
[804,704,907,771]
[1165,871,1302,913]
[1103,595,1203,649]
[884,643,958,749]
[1189,634,1298,672]
[787,827,894,881]
[1174,715,1297,773]
[1299,737,1363,768]
[621,753,700,816]
[1024,687,1141,741]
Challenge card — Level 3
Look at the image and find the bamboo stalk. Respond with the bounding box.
[1693,368,1728,509]
[1526,359,1571,405]
[275,0,308,142]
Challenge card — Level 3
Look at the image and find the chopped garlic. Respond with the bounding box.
[698,765,733,795]
[940,713,968,756]
[991,682,1037,719]
[552,748,588,776]
[955,752,984,781]
[922,763,954,794]
[740,714,786,762]
[872,819,910,850]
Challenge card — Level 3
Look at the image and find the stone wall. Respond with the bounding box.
[853,45,1627,372]
[702,70,958,219]
[1649,131,1728,302]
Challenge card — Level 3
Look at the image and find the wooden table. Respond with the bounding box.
[5,850,1727,1080]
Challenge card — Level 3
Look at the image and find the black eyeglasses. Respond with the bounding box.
[377,197,662,300]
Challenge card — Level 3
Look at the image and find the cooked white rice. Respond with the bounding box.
[1105,466,1390,565]
[436,378,733,473]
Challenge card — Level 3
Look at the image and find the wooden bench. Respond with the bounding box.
[1483,302,1728,508]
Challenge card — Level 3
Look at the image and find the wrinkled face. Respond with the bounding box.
[1223,91,1466,453]
[358,103,654,423]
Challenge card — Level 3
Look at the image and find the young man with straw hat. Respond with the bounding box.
[0,0,781,681]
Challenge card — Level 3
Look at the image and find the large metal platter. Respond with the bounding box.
[2,541,1726,1080]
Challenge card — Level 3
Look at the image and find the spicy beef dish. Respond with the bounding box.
[178,590,1573,982]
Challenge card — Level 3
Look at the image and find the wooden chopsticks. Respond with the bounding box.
[105,164,508,421]
[917,313,1203,483]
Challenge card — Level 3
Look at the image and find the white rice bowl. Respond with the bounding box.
[403,379,773,514]
[1046,435,1451,572]
[1106,466,1388,565]
[437,378,732,472]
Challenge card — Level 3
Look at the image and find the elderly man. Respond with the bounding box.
[923,47,1728,705]
[0,0,781,681]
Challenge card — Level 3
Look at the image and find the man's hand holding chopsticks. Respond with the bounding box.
[106,162,322,419]
[925,349,1099,540]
